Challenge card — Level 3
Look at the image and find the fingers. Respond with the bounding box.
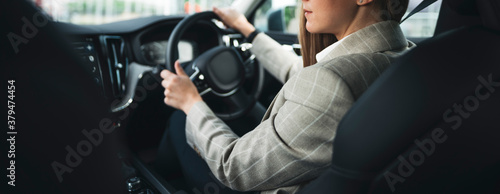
[163,92,176,108]
[213,7,229,19]
[160,63,187,99]
[163,87,169,96]
[163,88,177,104]
[161,61,187,78]
[162,79,177,107]
[213,7,235,26]
[159,59,202,113]
[161,65,184,80]
[175,61,187,77]
[160,69,173,79]
[213,7,220,14]
[213,7,225,18]
[160,69,174,90]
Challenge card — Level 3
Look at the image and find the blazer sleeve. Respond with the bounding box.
[249,33,303,83]
[185,64,355,191]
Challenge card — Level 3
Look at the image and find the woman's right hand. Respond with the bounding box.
[213,7,256,37]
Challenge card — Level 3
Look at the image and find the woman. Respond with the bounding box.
[159,0,414,193]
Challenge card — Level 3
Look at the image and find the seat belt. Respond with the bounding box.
[401,0,439,23]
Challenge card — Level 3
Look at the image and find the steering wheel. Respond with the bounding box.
[166,11,264,120]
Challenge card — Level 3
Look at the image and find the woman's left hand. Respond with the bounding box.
[161,61,203,114]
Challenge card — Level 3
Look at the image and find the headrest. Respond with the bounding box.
[445,0,500,31]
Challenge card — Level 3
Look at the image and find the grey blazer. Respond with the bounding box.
[184,21,415,193]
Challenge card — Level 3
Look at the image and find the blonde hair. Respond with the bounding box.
[298,0,409,67]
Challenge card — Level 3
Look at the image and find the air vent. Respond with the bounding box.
[100,36,128,98]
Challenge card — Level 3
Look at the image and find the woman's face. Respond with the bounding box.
[302,0,359,35]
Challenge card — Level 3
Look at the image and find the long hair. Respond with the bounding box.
[298,0,409,67]
[299,8,336,68]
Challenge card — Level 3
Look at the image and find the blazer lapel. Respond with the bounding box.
[262,21,409,121]
[323,21,409,61]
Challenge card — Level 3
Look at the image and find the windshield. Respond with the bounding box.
[32,0,234,25]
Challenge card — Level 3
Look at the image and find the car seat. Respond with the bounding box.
[298,0,500,193]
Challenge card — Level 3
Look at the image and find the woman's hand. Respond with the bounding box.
[213,7,256,37]
[161,61,203,114]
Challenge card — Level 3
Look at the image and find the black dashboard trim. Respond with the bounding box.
[53,15,186,35]
[57,15,228,111]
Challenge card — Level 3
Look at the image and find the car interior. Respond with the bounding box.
[2,0,499,193]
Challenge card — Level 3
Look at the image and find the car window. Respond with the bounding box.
[254,0,442,38]
[254,0,299,34]
[400,0,442,38]
[32,0,234,25]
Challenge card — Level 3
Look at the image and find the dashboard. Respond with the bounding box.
[55,15,239,112]
[140,40,197,64]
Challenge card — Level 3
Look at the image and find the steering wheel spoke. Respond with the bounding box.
[166,11,264,120]
[191,74,211,96]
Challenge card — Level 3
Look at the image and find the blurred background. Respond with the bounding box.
[32,0,442,38]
